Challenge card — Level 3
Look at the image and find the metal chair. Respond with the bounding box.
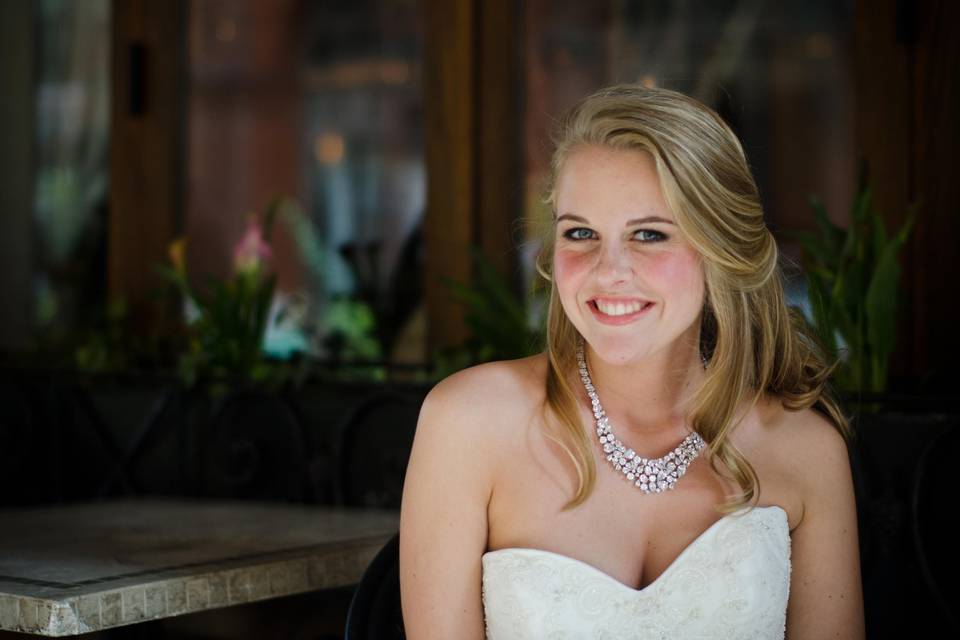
[336,390,424,508]
[912,423,960,633]
[345,533,404,640]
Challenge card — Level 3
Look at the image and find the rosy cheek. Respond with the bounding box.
[553,247,593,291]
[644,248,704,293]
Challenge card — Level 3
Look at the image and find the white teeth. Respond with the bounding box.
[595,300,645,316]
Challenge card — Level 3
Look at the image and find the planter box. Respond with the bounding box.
[0,369,430,509]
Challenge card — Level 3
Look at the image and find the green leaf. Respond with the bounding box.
[446,279,521,335]
[473,251,528,328]
[793,229,836,270]
[808,196,844,260]
[261,197,286,242]
[864,242,901,366]
[442,250,539,361]
[841,261,866,319]
[864,209,915,377]
[851,186,873,228]
[445,279,488,308]
[892,209,916,250]
[871,208,888,260]
[252,275,276,352]
[805,273,837,354]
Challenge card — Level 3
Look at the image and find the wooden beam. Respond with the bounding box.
[855,0,960,387]
[423,0,474,354]
[109,0,185,332]
[423,0,523,356]
[911,0,960,386]
[477,0,522,282]
[854,0,913,380]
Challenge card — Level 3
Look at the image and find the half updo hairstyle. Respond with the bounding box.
[535,84,849,510]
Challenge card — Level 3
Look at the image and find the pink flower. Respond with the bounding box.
[233,217,273,274]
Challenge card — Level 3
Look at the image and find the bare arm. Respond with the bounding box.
[400,371,496,639]
[785,416,864,639]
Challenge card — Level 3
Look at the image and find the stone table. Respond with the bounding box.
[0,499,398,636]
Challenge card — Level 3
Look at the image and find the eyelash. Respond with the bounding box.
[561,228,667,243]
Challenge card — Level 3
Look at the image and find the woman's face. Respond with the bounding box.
[552,144,705,366]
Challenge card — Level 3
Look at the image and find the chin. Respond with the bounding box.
[579,332,655,365]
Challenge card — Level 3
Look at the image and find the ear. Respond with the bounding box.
[534,249,553,282]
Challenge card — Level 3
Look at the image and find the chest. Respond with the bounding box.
[486,418,798,590]
[482,509,792,640]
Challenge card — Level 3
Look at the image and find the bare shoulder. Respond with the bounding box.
[752,396,865,635]
[754,394,846,450]
[744,394,852,518]
[427,353,547,416]
[416,353,548,451]
[400,356,547,638]
[430,353,547,400]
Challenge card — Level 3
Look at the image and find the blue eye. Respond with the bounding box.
[635,229,667,242]
[562,227,595,241]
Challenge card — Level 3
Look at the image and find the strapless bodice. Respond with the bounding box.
[482,506,790,639]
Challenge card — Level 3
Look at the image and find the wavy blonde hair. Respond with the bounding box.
[536,84,849,510]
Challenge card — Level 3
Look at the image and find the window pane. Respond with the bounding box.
[523,0,855,296]
[32,0,111,342]
[187,0,425,365]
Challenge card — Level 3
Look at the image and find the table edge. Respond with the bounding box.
[0,532,394,636]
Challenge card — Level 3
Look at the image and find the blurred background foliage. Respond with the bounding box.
[797,178,915,393]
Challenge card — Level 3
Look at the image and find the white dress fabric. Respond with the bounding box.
[482,506,790,640]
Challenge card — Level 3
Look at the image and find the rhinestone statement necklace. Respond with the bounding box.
[575,344,706,494]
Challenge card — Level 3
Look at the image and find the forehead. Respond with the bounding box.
[554,145,672,221]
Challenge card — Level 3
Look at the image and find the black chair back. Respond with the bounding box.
[345,533,405,640]
[912,423,960,633]
[200,389,309,501]
[337,390,424,507]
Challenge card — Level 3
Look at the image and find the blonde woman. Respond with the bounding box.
[400,84,863,638]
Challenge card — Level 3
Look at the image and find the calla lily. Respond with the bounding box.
[233,216,273,274]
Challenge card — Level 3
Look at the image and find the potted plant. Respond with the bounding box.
[795,182,914,394]
[158,205,279,388]
[438,249,543,375]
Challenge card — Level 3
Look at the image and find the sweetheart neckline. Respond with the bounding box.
[483,505,788,593]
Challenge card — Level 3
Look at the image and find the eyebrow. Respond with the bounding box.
[555,213,675,226]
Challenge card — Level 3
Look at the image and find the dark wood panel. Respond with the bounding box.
[109,0,185,332]
[423,0,524,354]
[0,1,35,350]
[854,0,960,388]
[477,0,522,283]
[423,0,475,353]
[912,0,960,387]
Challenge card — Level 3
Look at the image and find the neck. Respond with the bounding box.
[578,334,705,438]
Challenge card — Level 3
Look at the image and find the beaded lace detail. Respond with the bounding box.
[482,506,791,639]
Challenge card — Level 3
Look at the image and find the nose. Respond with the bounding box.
[595,242,633,286]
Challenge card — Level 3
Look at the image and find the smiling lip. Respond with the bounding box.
[587,298,654,325]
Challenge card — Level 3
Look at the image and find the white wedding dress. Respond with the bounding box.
[482,505,790,639]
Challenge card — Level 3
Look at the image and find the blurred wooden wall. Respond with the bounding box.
[0,1,34,350]
[856,0,960,390]
[106,0,959,384]
[109,0,185,333]
[422,0,523,353]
